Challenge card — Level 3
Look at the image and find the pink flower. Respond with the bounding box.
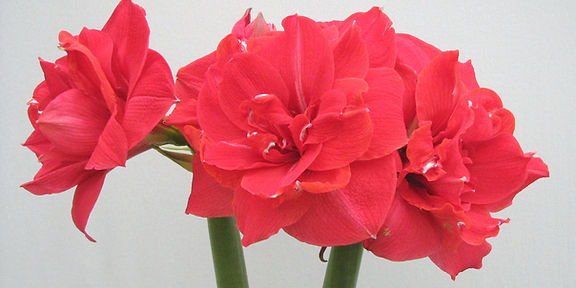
[169,8,407,246]
[22,0,175,241]
[364,42,549,278]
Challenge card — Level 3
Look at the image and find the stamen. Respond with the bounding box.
[421,157,439,174]
[295,180,302,192]
[263,142,276,154]
[299,123,312,142]
[248,109,254,125]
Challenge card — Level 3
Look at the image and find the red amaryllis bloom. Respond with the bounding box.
[168,8,407,246]
[22,0,175,241]
[364,47,549,278]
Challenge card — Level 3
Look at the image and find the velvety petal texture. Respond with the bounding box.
[22,0,175,241]
[366,49,548,279]
[170,8,406,247]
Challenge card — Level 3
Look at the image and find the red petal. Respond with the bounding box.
[122,49,175,147]
[215,34,244,61]
[218,53,291,130]
[462,134,531,205]
[21,160,88,195]
[203,139,276,170]
[233,9,275,40]
[78,28,116,87]
[482,155,549,212]
[429,241,492,280]
[396,33,441,73]
[426,138,470,204]
[23,130,52,158]
[232,8,253,40]
[186,155,234,217]
[340,7,397,68]
[240,164,291,197]
[101,0,149,88]
[416,50,460,135]
[332,78,369,107]
[361,67,407,159]
[38,59,69,104]
[58,31,118,112]
[406,122,435,168]
[522,156,549,187]
[71,171,108,242]
[458,60,480,90]
[37,89,108,156]
[175,52,217,102]
[234,188,312,246]
[197,81,245,141]
[459,207,505,246]
[250,15,334,113]
[29,81,50,128]
[285,156,397,246]
[165,98,198,127]
[364,194,442,261]
[240,144,322,197]
[242,93,294,139]
[86,115,128,170]
[437,97,475,142]
[307,108,373,171]
[395,63,418,128]
[333,25,369,79]
[299,165,351,193]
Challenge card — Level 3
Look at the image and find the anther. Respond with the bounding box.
[299,123,312,142]
[263,142,276,154]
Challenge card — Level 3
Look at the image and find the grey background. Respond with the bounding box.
[1,0,574,287]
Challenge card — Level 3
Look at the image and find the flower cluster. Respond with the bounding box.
[23,0,548,279]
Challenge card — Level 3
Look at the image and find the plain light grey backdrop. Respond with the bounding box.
[1,0,574,287]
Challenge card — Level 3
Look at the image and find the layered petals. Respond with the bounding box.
[285,156,397,246]
[22,0,175,240]
[249,15,335,113]
[186,156,234,217]
[173,8,406,246]
[337,7,397,68]
[234,188,313,246]
[366,49,548,278]
[364,193,441,261]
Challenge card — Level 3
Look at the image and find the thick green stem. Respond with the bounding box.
[322,243,364,288]
[207,217,249,288]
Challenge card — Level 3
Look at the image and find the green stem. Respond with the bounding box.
[322,243,364,288]
[207,217,249,288]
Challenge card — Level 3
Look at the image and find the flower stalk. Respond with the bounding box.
[207,217,249,288]
[322,242,364,288]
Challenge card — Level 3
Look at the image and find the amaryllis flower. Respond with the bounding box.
[169,8,407,246]
[364,46,549,278]
[22,0,175,241]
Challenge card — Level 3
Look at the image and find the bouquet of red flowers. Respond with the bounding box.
[22,1,548,286]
